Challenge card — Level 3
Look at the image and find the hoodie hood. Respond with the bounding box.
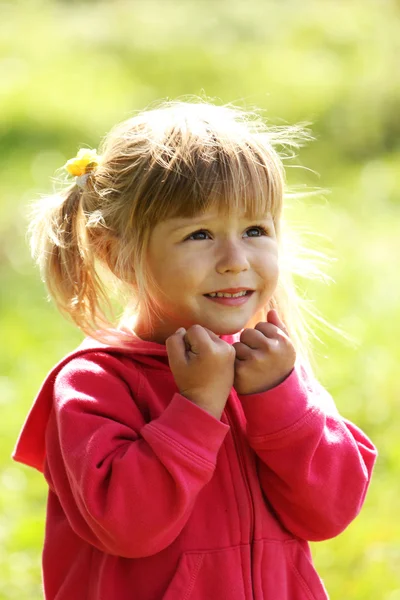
[12,332,239,473]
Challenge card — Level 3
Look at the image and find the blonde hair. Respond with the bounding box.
[29,99,330,368]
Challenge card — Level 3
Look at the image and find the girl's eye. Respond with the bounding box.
[185,226,269,240]
[186,229,211,241]
[244,226,269,237]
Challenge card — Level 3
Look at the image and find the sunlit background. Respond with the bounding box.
[1,0,399,598]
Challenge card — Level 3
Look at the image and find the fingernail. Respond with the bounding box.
[175,327,186,334]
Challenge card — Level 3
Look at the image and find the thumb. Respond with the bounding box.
[201,326,222,343]
[267,309,289,336]
[165,327,188,367]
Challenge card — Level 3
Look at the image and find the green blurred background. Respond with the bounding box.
[1,0,399,598]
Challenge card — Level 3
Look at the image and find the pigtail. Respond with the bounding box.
[28,182,113,336]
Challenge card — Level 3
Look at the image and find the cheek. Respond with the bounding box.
[168,247,207,280]
[148,251,199,296]
[270,257,280,284]
[258,250,279,284]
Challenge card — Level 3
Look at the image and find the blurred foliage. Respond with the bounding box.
[1,0,399,598]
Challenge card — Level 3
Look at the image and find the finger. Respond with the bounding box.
[266,309,290,336]
[165,328,188,367]
[201,326,222,343]
[255,320,287,341]
[239,327,271,349]
[184,325,212,355]
[232,341,253,361]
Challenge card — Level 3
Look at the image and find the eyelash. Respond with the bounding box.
[185,225,269,241]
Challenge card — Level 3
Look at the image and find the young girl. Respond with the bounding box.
[14,101,377,600]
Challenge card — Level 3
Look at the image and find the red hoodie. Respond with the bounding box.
[13,334,377,599]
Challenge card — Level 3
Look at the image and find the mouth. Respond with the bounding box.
[203,289,254,306]
[204,288,254,298]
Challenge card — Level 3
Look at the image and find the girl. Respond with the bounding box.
[13,100,377,599]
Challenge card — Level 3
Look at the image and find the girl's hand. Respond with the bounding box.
[166,325,235,420]
[233,309,296,395]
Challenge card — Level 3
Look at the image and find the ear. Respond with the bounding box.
[99,240,136,286]
[96,238,115,270]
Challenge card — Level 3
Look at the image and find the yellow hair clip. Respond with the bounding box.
[64,148,102,178]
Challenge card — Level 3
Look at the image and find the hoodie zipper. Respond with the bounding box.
[224,404,255,599]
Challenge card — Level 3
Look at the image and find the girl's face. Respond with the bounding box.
[134,207,279,344]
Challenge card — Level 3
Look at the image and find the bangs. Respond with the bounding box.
[206,141,284,220]
[131,124,285,231]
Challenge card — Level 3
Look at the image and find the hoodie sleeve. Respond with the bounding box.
[45,352,230,558]
[238,366,377,542]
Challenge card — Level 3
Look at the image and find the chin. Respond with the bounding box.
[205,320,248,336]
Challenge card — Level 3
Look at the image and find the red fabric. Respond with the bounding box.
[13,336,377,599]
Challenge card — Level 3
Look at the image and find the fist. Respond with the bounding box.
[166,324,235,419]
[233,309,296,395]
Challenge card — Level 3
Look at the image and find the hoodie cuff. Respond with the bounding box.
[146,393,230,464]
[238,368,315,438]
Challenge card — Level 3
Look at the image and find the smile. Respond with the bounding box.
[204,290,254,306]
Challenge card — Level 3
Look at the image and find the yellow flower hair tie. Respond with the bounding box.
[64,148,102,188]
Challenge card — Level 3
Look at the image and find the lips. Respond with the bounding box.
[204,290,254,306]
[204,288,253,295]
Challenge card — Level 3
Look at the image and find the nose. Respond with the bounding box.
[215,238,250,274]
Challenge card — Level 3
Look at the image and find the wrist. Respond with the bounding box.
[181,393,224,420]
[236,367,295,396]
[195,403,224,420]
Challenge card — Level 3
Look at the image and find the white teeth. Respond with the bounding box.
[208,291,248,298]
